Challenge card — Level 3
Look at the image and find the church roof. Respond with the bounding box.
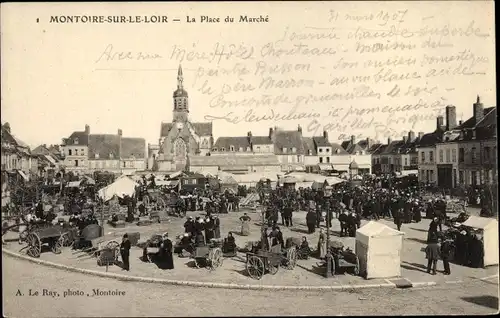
[160,122,213,137]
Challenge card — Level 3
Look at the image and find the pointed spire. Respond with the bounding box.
[476,95,480,103]
[177,64,183,89]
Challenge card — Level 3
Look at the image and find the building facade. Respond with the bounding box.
[62,125,146,175]
[1,122,35,180]
[156,65,214,172]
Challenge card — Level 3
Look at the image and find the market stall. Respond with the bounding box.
[97,175,137,202]
[461,216,499,267]
[355,221,404,279]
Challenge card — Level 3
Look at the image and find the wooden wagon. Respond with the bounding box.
[317,242,360,276]
[24,223,68,258]
[245,245,298,280]
[192,239,224,271]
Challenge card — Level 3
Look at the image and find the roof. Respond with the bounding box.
[399,140,419,154]
[121,137,146,159]
[349,161,359,169]
[458,107,495,129]
[87,134,145,159]
[383,140,405,155]
[312,136,331,147]
[417,130,444,148]
[274,130,305,154]
[12,135,29,148]
[88,134,120,159]
[160,122,213,137]
[64,131,89,146]
[357,221,404,237]
[368,143,384,154]
[189,154,280,167]
[214,137,251,150]
[302,137,317,155]
[251,136,272,144]
[331,143,348,154]
[461,215,497,229]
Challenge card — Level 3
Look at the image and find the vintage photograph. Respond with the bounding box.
[1,1,498,316]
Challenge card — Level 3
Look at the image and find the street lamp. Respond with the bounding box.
[324,185,333,278]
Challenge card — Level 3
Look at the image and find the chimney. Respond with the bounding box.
[247,131,252,137]
[85,125,90,134]
[366,137,372,149]
[473,95,484,124]
[297,125,302,134]
[118,129,122,136]
[445,106,457,131]
[323,130,329,140]
[408,131,416,142]
[459,120,463,126]
[436,115,444,130]
[402,136,408,143]
[247,131,252,144]
[388,137,392,145]
[3,122,11,133]
[418,131,425,139]
[269,127,274,140]
[350,135,356,145]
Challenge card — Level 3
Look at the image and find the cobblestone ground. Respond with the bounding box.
[3,255,498,317]
[3,207,497,287]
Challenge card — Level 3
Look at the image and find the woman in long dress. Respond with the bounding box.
[317,228,326,259]
[239,213,251,236]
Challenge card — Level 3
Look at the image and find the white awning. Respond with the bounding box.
[318,164,333,171]
[17,170,28,181]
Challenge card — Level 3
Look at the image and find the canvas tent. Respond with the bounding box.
[355,221,404,279]
[98,175,137,202]
[461,216,499,266]
[219,174,238,194]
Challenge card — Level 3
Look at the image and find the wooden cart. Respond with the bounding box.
[24,224,68,258]
[192,240,223,271]
[245,250,282,280]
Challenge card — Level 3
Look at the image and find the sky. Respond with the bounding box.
[1,1,496,149]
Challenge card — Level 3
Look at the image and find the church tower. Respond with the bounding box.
[173,65,189,122]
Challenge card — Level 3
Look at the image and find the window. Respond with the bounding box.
[221,147,225,152]
[319,148,323,153]
[292,147,296,153]
[230,146,235,152]
[239,147,243,152]
[75,149,78,156]
[404,158,408,166]
[421,151,425,162]
[81,149,85,154]
[459,148,465,162]
[110,153,114,159]
[95,154,99,159]
[212,148,218,152]
[297,155,301,163]
[439,149,443,163]
[326,148,330,153]
[471,147,477,164]
[429,151,434,163]
[68,149,72,156]
[326,157,330,163]
[283,147,287,153]
[319,157,323,163]
[123,162,126,168]
[75,160,79,167]
[336,149,341,154]
[308,150,312,155]
[246,147,251,151]
[484,147,491,162]
[445,149,450,163]
[74,138,79,145]
[256,146,261,151]
[452,149,457,162]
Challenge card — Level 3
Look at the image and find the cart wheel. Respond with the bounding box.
[51,236,63,254]
[26,233,41,258]
[286,246,297,270]
[106,240,120,260]
[246,255,265,280]
[354,257,360,276]
[207,247,223,271]
[331,257,336,276]
[269,262,279,275]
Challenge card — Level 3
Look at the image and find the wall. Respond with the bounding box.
[189,165,219,175]
[417,146,437,183]
[62,145,88,172]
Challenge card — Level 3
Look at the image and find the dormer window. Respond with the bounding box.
[246,147,251,151]
[109,153,114,159]
[283,147,287,152]
[326,148,330,153]
[230,145,235,152]
[336,149,341,154]
[221,147,225,152]
[239,147,243,152]
[308,150,312,155]
[212,148,217,152]
[292,147,296,153]
[319,148,323,153]
[472,130,476,139]
[95,154,99,159]
[74,138,79,145]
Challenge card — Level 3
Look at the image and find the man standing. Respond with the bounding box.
[120,234,131,271]
[425,234,440,275]
[306,209,317,234]
[440,238,452,275]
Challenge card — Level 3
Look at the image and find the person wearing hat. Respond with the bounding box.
[159,232,174,270]
[440,237,453,275]
[184,216,195,237]
[239,213,251,236]
[427,217,440,243]
[213,215,221,239]
[120,234,131,271]
[194,217,205,234]
[205,216,215,242]
[425,233,440,275]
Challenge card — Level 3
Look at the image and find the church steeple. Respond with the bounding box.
[177,65,184,89]
[173,64,189,122]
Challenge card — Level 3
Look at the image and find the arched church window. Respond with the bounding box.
[174,138,187,159]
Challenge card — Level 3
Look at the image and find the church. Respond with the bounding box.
[154,65,214,172]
